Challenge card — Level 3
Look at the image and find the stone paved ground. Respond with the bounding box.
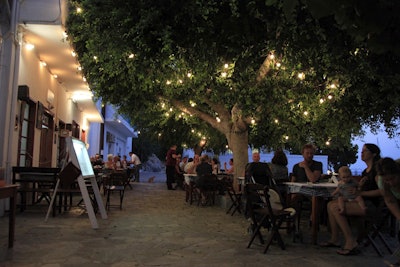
[0,171,397,267]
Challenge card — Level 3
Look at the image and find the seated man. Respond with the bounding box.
[290,144,323,221]
[245,151,273,186]
[291,144,322,183]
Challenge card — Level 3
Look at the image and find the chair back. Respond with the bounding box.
[58,161,81,189]
[196,174,218,191]
[105,171,127,188]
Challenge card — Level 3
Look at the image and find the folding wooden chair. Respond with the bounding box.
[362,206,394,257]
[103,171,127,210]
[224,179,242,216]
[245,183,297,253]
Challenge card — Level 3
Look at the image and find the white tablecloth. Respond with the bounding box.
[284,182,337,198]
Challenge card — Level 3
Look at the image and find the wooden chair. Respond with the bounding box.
[55,161,81,213]
[196,174,218,206]
[223,178,242,216]
[245,183,297,253]
[103,171,127,210]
[361,206,394,257]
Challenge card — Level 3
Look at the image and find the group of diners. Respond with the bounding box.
[287,142,400,259]
[90,151,142,182]
[164,142,400,259]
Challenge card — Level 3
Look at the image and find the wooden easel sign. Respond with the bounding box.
[46,137,107,228]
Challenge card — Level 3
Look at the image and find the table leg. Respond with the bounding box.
[311,196,319,245]
[9,190,16,248]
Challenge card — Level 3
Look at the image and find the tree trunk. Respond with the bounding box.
[226,128,249,191]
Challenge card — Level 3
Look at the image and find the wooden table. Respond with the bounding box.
[12,167,60,212]
[284,182,337,244]
[0,185,18,248]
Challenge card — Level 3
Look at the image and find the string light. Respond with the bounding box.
[298,72,305,80]
[221,72,227,78]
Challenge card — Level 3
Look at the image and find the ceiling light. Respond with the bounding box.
[25,43,34,50]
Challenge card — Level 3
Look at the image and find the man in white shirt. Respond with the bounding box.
[129,152,142,182]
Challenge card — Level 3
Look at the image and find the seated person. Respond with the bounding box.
[376,157,400,266]
[291,144,322,183]
[92,153,104,168]
[185,155,200,174]
[290,144,323,223]
[245,151,273,186]
[104,154,115,169]
[224,158,234,174]
[331,166,366,214]
[195,155,214,203]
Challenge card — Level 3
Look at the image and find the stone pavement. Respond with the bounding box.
[0,177,396,267]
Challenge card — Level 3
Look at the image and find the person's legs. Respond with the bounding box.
[166,166,175,190]
[134,164,142,182]
[355,195,367,210]
[338,196,345,214]
[326,200,341,245]
[333,201,366,252]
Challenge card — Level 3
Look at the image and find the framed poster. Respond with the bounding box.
[36,101,44,129]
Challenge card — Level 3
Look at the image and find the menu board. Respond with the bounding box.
[67,137,94,177]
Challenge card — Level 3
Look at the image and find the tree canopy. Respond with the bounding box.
[67,0,400,178]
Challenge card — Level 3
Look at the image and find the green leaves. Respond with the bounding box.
[67,0,400,160]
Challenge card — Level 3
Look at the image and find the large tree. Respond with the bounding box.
[67,0,400,185]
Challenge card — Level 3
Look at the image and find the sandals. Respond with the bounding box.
[337,247,360,256]
[319,241,341,248]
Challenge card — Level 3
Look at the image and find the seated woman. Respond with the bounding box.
[322,143,382,256]
[376,157,400,266]
[224,158,234,174]
[104,154,115,170]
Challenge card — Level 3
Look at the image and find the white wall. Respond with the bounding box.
[18,40,85,167]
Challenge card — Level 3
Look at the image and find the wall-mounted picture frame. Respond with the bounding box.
[36,101,44,129]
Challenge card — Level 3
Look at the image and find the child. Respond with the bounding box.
[331,166,366,214]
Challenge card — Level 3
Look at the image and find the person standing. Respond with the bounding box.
[129,151,142,182]
[165,145,181,190]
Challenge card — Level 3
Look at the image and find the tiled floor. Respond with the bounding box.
[0,179,397,267]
